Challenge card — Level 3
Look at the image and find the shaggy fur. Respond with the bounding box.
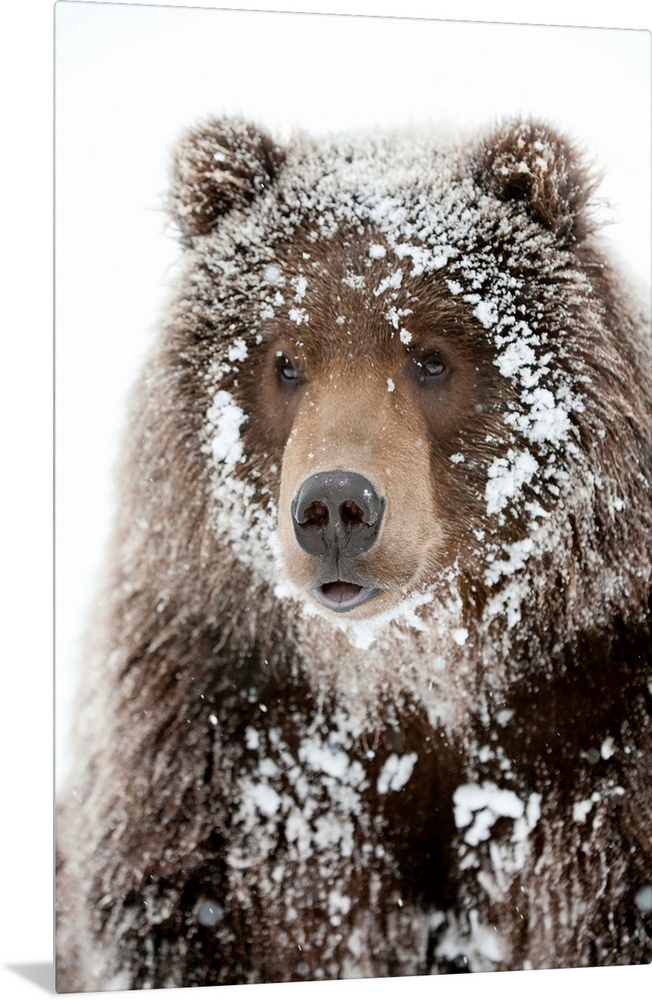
[56,116,652,991]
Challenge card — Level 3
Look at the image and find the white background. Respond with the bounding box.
[2,1,651,998]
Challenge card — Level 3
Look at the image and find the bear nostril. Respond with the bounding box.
[340,500,364,526]
[300,500,329,528]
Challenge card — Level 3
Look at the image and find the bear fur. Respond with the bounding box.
[56,116,652,991]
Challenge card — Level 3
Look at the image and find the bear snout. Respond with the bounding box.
[290,470,386,613]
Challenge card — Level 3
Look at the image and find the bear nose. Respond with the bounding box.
[292,470,385,557]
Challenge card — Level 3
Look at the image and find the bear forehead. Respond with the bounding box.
[204,127,547,274]
[256,264,476,374]
[191,138,570,361]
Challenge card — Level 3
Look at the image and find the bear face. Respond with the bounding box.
[166,117,648,643]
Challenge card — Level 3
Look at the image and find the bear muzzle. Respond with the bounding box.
[291,470,385,612]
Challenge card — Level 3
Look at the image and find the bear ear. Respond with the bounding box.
[168,117,286,240]
[471,119,599,243]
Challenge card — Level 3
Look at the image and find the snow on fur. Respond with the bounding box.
[56,117,652,992]
[192,119,644,707]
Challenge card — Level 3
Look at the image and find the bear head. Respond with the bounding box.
[160,116,649,652]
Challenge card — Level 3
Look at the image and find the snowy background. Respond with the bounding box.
[5,0,651,998]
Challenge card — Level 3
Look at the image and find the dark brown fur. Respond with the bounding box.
[56,117,652,990]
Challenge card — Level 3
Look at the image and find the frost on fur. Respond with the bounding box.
[56,116,651,992]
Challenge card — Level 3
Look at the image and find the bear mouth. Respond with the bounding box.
[312,580,380,613]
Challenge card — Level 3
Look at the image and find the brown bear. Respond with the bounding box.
[56,116,652,991]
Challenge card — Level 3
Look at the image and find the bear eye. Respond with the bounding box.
[275,353,302,384]
[413,354,447,383]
